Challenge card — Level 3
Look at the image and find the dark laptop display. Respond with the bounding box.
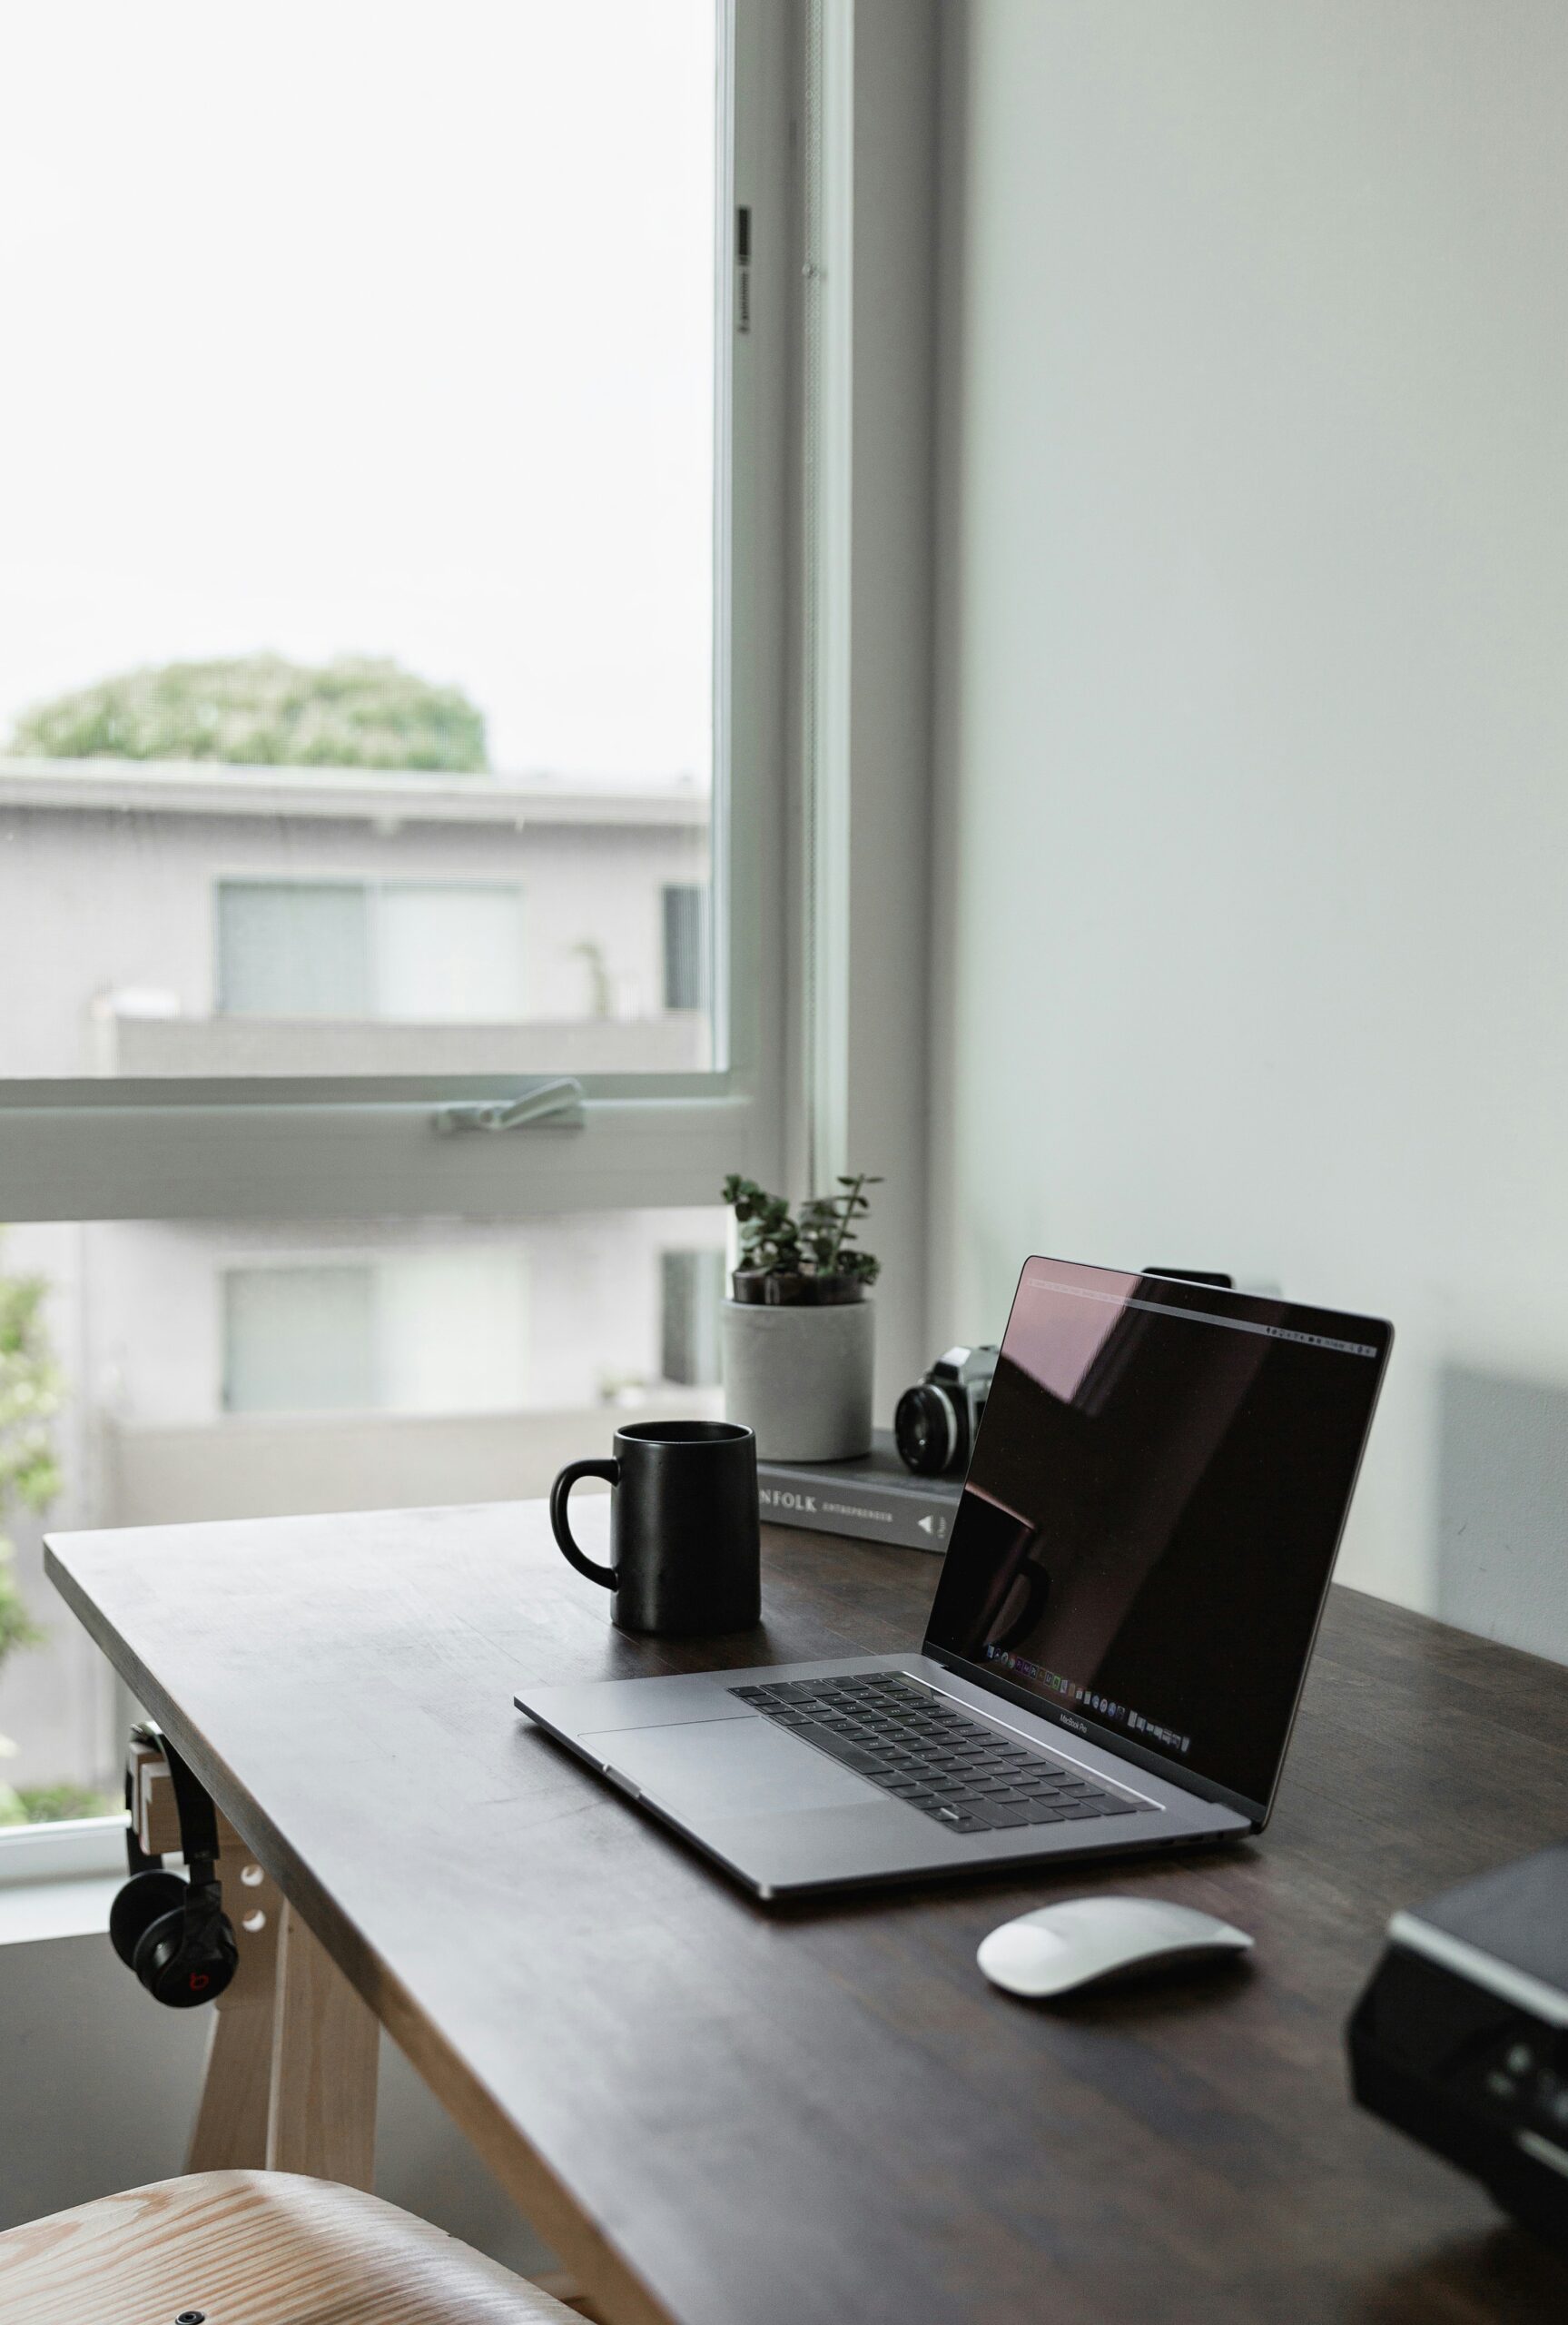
[924,1259,1392,1816]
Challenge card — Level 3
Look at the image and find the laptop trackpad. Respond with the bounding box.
[581,1716,873,1816]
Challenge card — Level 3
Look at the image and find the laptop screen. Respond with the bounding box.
[923,1259,1391,1815]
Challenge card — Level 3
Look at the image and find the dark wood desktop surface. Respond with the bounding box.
[46,1501,1568,2325]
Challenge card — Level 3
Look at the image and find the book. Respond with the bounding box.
[756,1430,962,1553]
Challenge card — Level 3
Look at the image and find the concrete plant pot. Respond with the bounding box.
[720,1297,875,1461]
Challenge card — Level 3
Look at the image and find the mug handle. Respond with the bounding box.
[549,1459,620,1588]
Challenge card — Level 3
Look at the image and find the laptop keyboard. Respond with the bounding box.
[727,1672,1144,1835]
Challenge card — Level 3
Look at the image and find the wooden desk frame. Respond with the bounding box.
[133,1742,380,2190]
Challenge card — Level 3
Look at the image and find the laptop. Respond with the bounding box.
[516,1256,1392,1900]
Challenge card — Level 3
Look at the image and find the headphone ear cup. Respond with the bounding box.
[110,1869,186,1972]
[134,1896,239,2009]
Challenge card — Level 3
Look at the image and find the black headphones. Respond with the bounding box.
[111,1726,239,2009]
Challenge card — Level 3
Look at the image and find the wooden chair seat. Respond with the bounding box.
[0,2170,587,2325]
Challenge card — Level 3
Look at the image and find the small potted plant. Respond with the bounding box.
[720,1173,882,1459]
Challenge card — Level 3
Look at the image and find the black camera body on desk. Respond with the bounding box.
[1349,1845,1568,2254]
[893,1345,998,1476]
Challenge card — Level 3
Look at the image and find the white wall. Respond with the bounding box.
[931,1,1568,1653]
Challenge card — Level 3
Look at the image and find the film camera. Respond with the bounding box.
[893,1345,999,1477]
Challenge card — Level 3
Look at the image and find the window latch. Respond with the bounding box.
[433,1076,586,1135]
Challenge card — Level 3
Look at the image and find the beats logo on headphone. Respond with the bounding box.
[111,1728,238,2010]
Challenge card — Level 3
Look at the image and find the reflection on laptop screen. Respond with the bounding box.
[924,1259,1391,1813]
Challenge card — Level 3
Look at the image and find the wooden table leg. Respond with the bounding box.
[186,1821,281,2171]
[265,1899,380,2191]
[187,1988,275,2172]
[123,1755,277,2172]
[132,1740,376,2183]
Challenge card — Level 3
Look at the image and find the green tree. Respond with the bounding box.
[12,654,488,774]
[0,1241,67,1825]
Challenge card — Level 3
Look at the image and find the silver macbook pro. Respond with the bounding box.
[516,1256,1392,1900]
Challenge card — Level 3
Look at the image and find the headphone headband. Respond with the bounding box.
[123,1758,163,1876]
[130,1724,222,1884]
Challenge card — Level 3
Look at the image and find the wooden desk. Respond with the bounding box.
[46,1503,1568,2325]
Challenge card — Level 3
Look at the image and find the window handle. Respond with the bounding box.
[433,1076,585,1134]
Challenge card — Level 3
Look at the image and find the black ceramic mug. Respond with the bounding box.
[549,1420,761,1636]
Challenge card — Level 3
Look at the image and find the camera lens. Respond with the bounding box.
[894,1383,959,1475]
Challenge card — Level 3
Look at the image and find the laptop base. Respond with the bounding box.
[516,1654,1250,1901]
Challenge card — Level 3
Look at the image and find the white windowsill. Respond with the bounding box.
[0,1815,128,1884]
[0,1818,128,1947]
[0,1875,123,1949]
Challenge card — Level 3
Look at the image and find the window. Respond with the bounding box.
[0,1,796,1856]
[218,889,372,1023]
[224,1265,377,1412]
[661,1248,726,1386]
[217,882,527,1024]
[0,0,795,1131]
[0,0,791,1238]
[662,885,710,1013]
[223,1250,529,1414]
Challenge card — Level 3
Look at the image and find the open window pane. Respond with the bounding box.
[0,1206,725,1825]
[0,2,719,1081]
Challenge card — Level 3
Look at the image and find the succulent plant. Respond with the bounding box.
[722,1173,882,1303]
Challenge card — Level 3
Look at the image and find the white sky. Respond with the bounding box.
[0,2,715,784]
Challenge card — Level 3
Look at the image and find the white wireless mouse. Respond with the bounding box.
[978,1895,1254,1999]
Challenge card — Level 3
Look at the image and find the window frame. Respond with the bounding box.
[0,0,792,1227]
